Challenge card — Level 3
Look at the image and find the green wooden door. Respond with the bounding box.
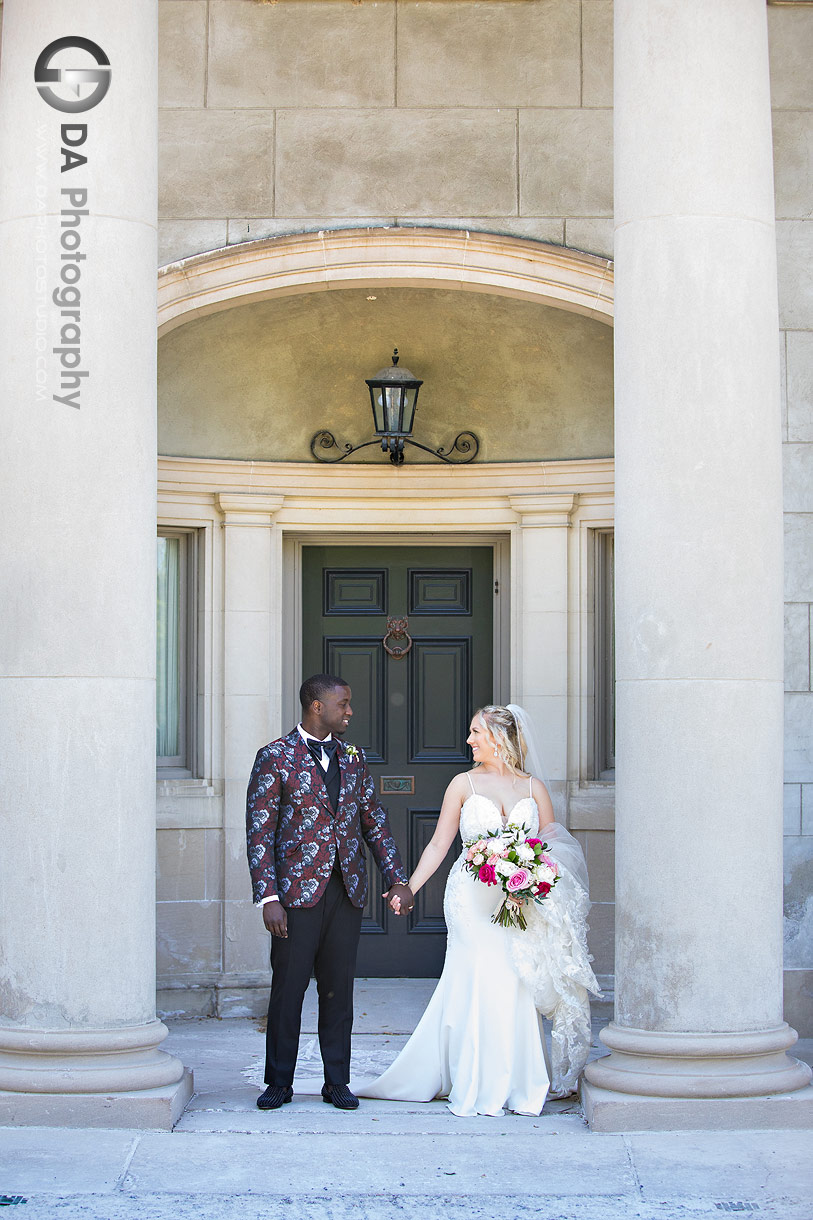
[302,545,494,976]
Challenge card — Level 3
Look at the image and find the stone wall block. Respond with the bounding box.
[223,819,254,906]
[156,829,207,901]
[777,221,813,329]
[784,783,802,836]
[586,901,615,977]
[787,330,813,443]
[781,331,789,441]
[581,0,614,109]
[396,0,580,108]
[207,0,395,109]
[784,602,811,691]
[803,783,813,835]
[397,217,566,245]
[520,109,613,218]
[773,110,813,220]
[768,7,813,109]
[785,692,813,782]
[225,899,272,975]
[784,514,813,602]
[583,829,615,903]
[226,217,396,246]
[783,444,813,513]
[275,110,518,218]
[565,218,613,258]
[159,111,274,218]
[784,968,813,1038]
[159,0,207,108]
[159,220,228,267]
[204,829,224,901]
[156,900,222,975]
[783,835,813,970]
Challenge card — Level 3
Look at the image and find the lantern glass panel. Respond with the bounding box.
[370,387,385,433]
[384,387,402,433]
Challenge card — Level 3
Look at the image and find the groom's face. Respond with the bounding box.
[315,685,353,737]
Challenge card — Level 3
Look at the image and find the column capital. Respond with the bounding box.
[215,493,285,526]
[509,493,577,527]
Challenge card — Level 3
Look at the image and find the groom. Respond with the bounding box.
[246,673,414,1111]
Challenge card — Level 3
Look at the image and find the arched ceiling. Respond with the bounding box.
[158,284,613,464]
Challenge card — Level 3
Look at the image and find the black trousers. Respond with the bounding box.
[264,868,363,1087]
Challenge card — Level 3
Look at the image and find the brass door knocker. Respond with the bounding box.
[383,616,413,659]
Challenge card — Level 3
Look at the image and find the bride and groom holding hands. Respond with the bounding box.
[245,673,599,1118]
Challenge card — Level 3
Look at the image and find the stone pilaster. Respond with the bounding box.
[216,494,285,1015]
[510,494,577,816]
[0,0,191,1126]
[581,0,812,1129]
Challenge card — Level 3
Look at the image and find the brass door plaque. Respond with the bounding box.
[380,776,415,795]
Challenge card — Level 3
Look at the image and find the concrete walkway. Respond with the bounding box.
[1,981,812,1220]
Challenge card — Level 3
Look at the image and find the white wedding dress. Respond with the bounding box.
[354,776,600,1116]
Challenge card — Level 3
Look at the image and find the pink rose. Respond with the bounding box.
[506,867,531,892]
[486,854,501,868]
[478,863,498,886]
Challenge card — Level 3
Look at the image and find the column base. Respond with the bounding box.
[0,1069,194,1130]
[0,1020,186,1093]
[581,1021,813,1129]
[581,1078,813,1131]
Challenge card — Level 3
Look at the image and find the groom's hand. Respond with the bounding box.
[263,901,288,938]
[384,883,414,915]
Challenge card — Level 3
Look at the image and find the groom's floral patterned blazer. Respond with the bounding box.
[246,728,408,908]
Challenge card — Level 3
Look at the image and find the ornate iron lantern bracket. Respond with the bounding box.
[310,349,480,466]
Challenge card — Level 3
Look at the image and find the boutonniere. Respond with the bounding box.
[344,744,359,761]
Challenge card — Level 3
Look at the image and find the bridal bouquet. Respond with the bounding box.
[463,825,560,931]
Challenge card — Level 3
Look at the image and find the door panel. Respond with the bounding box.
[302,544,493,976]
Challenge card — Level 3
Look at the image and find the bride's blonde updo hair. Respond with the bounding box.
[474,705,527,774]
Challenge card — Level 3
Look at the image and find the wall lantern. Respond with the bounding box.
[310,349,480,466]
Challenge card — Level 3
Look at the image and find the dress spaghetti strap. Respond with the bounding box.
[529,774,533,798]
[467,772,477,795]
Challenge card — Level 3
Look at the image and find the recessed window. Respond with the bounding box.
[157,530,197,774]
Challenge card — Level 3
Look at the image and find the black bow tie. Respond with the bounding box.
[306,738,338,761]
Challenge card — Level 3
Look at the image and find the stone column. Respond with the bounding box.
[582,0,812,1129]
[0,2,191,1126]
[216,494,285,1017]
[510,495,576,817]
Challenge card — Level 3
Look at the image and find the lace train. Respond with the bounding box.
[507,855,601,1096]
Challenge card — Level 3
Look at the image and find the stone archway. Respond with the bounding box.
[157,226,614,338]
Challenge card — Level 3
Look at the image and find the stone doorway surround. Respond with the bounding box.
[156,453,616,1022]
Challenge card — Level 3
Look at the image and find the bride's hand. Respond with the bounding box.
[383,883,414,915]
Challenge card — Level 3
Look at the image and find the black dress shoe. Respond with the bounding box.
[321,1082,359,1110]
[257,1084,293,1110]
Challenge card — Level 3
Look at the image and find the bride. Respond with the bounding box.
[354,704,600,1117]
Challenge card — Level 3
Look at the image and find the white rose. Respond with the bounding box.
[536,864,556,885]
[495,859,516,879]
[486,838,504,855]
[516,843,535,863]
